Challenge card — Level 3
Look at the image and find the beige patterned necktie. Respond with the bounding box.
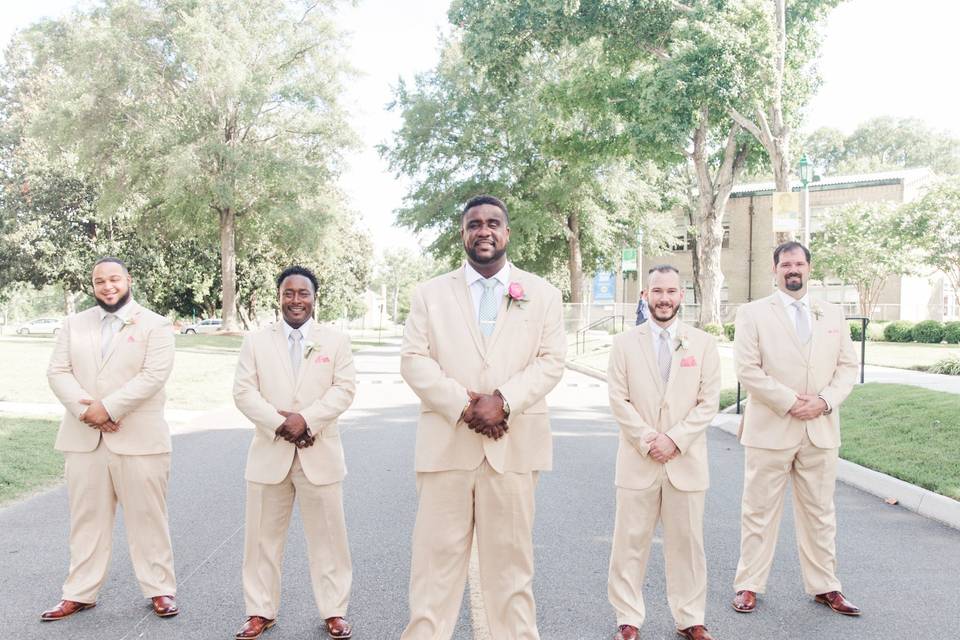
[793,301,811,344]
[101,314,116,358]
[289,328,302,376]
[658,331,672,384]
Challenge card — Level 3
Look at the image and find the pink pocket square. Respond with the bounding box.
[680,356,697,367]
[315,355,330,364]
[127,335,135,343]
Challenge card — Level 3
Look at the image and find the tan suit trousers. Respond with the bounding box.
[734,431,842,595]
[62,440,176,602]
[608,472,707,630]
[401,460,539,640]
[242,455,351,619]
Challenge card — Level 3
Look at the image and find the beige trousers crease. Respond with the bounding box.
[401,460,540,640]
[242,455,352,619]
[62,440,176,602]
[607,474,707,631]
[734,432,842,596]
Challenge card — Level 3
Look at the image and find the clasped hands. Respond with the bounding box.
[79,399,121,432]
[789,394,828,421]
[274,410,315,448]
[461,391,508,440]
[643,431,679,464]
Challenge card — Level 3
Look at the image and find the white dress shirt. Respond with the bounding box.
[282,318,313,350]
[648,317,679,353]
[464,261,511,322]
[776,289,811,337]
[97,297,135,334]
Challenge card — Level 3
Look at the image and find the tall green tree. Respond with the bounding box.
[372,248,440,324]
[905,178,960,301]
[4,0,355,331]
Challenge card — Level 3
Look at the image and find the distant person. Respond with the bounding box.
[607,265,721,640]
[731,242,861,618]
[635,290,649,325]
[233,265,356,640]
[44,257,179,621]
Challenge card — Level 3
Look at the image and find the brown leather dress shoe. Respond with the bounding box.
[815,591,861,616]
[151,595,179,617]
[236,616,276,639]
[325,616,352,639]
[40,600,96,621]
[677,625,715,640]
[732,590,756,613]
[614,624,639,640]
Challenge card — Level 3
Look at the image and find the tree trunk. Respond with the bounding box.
[219,207,239,332]
[566,211,584,304]
[63,289,78,315]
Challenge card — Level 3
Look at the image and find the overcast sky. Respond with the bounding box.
[2,0,958,254]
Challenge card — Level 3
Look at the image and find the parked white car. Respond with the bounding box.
[16,317,63,336]
[180,318,222,334]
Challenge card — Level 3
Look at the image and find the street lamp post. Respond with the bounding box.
[799,154,812,246]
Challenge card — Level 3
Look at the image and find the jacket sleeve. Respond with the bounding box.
[46,315,91,419]
[300,334,357,430]
[400,284,470,426]
[666,336,721,453]
[233,334,286,439]
[734,305,797,417]
[497,287,566,420]
[607,335,658,456]
[101,320,175,420]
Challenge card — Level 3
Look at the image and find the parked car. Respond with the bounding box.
[181,318,222,335]
[17,317,63,336]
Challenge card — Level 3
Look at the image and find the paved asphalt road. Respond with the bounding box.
[1,342,959,639]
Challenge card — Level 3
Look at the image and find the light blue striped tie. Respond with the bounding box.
[479,278,499,337]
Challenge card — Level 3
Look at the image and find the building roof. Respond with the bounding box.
[730,167,932,197]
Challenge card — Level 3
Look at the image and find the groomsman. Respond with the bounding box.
[44,257,179,620]
[731,242,861,616]
[233,265,356,640]
[606,265,721,640]
[399,195,566,639]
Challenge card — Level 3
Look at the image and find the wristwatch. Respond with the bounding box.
[817,394,833,415]
[494,389,511,418]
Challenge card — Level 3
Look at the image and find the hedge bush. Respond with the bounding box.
[703,323,725,339]
[724,322,735,342]
[883,320,914,343]
[929,356,960,375]
[912,320,945,344]
[849,321,864,342]
[943,321,960,344]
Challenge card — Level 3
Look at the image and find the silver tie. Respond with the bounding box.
[478,278,499,337]
[658,331,672,384]
[289,328,302,376]
[100,314,116,358]
[793,301,811,344]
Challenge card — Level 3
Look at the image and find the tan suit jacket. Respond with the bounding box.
[400,265,566,473]
[607,323,721,492]
[48,302,175,455]
[735,294,859,450]
[234,322,356,486]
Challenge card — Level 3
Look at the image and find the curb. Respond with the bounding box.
[565,360,960,531]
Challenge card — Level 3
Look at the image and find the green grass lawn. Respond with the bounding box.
[861,341,960,370]
[0,416,63,505]
[840,383,960,500]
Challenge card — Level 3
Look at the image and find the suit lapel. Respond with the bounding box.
[663,322,687,396]
[449,268,486,357]
[293,324,324,394]
[485,266,522,354]
[99,302,140,370]
[272,322,297,386]
[635,324,664,395]
[90,310,104,370]
[769,295,808,362]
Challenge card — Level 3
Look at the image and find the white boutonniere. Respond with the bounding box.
[675,334,689,352]
[811,303,823,321]
[122,315,138,327]
[303,341,317,358]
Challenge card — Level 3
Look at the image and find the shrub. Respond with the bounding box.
[928,356,960,375]
[723,322,735,342]
[849,321,864,342]
[912,320,945,344]
[944,321,960,344]
[703,323,724,339]
[867,321,886,341]
[883,320,914,343]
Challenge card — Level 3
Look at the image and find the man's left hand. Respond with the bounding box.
[276,410,309,444]
[645,432,679,463]
[79,399,111,426]
[789,394,827,421]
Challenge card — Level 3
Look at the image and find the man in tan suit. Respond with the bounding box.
[399,195,565,640]
[606,265,721,640]
[43,257,179,621]
[233,265,356,640]
[731,241,861,617]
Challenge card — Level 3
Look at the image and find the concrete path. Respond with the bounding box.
[2,342,959,639]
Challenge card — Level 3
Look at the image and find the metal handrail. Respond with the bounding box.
[575,315,625,354]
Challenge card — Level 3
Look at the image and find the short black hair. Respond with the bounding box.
[276,265,318,294]
[461,194,509,225]
[773,241,811,265]
[93,256,129,274]
[647,264,680,277]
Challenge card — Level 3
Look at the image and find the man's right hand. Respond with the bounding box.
[464,391,509,440]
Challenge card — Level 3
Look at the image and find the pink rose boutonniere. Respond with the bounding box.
[505,281,529,310]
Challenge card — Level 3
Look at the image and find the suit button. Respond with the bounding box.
[483,362,490,369]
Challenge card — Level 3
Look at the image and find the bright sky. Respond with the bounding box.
[2,0,959,256]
